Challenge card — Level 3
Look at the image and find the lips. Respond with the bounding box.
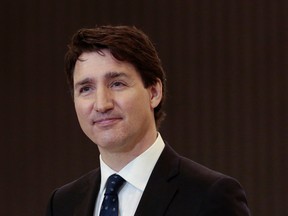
[92,116,122,127]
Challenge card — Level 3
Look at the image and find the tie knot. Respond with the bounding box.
[105,174,125,195]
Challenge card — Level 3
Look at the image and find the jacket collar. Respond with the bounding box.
[134,144,180,216]
[74,169,101,216]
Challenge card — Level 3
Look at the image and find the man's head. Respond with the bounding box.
[65,25,166,127]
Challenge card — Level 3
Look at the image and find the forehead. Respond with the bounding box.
[73,50,140,82]
[75,50,121,72]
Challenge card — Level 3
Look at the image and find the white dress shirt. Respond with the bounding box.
[93,133,165,216]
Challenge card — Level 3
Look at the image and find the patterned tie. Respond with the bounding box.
[100,174,126,216]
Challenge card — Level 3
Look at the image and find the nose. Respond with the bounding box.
[93,87,114,113]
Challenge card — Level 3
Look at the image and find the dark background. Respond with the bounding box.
[1,0,287,215]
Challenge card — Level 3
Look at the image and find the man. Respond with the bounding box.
[46,25,251,216]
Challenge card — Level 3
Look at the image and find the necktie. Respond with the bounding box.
[100,174,126,216]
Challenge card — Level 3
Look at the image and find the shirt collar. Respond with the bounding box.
[99,133,165,192]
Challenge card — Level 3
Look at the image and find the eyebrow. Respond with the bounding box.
[74,78,94,89]
[74,71,129,89]
[104,71,129,80]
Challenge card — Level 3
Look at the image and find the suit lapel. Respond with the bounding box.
[74,169,101,216]
[135,145,180,216]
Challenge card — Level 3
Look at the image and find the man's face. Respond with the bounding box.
[73,50,162,154]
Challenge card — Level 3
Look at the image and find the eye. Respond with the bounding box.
[110,81,126,88]
[79,86,92,94]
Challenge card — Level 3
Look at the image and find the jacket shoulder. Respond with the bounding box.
[168,150,250,215]
[54,168,100,195]
[46,169,100,216]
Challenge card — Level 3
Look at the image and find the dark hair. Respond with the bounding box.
[65,25,166,127]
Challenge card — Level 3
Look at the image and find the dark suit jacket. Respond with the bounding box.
[46,145,251,216]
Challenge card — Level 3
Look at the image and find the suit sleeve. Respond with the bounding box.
[198,177,251,216]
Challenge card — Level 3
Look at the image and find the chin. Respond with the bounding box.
[93,135,121,148]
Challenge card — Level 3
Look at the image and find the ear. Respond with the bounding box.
[149,79,163,109]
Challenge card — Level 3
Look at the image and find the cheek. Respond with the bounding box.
[122,94,152,119]
[74,100,93,121]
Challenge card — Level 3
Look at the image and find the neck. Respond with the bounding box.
[99,130,158,172]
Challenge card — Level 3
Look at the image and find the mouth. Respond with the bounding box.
[92,117,122,127]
